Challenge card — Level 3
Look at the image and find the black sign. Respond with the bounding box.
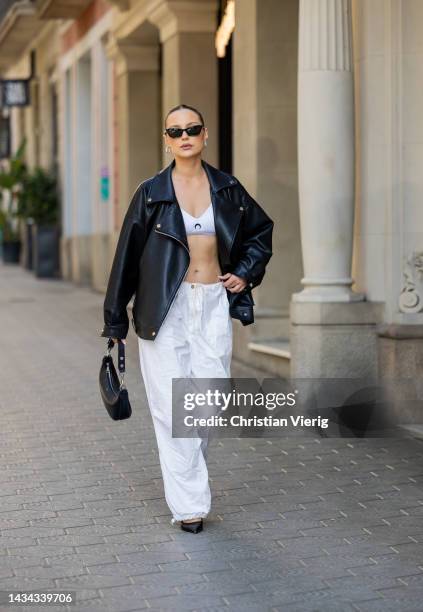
[1,79,30,107]
[0,114,10,159]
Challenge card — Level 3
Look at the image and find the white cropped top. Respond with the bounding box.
[180,203,216,236]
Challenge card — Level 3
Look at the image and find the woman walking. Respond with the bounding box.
[101,104,274,533]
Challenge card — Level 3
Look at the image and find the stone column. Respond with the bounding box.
[289,0,384,382]
[147,0,218,166]
[293,0,364,303]
[106,37,161,220]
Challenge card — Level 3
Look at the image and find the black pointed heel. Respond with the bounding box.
[181,518,203,534]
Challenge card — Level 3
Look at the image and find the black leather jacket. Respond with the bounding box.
[100,159,274,341]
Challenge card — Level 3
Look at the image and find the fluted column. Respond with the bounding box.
[293,0,364,302]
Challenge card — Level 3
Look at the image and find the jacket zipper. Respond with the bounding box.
[153,228,191,332]
[154,228,190,256]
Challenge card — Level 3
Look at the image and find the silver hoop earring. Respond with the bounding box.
[165,146,171,154]
[204,140,208,148]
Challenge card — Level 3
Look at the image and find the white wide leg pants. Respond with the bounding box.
[137,280,233,523]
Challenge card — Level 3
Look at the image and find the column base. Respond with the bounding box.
[290,301,384,379]
[292,285,365,303]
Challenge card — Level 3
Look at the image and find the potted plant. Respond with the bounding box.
[0,138,27,264]
[23,167,60,278]
[16,169,34,270]
[0,207,20,262]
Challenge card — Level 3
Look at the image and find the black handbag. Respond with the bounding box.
[99,338,132,420]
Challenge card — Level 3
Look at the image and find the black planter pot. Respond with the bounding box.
[2,240,21,263]
[32,224,59,278]
[24,221,34,270]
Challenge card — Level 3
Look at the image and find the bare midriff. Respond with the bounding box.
[184,234,222,284]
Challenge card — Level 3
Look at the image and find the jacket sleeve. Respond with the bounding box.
[231,183,274,291]
[100,183,147,339]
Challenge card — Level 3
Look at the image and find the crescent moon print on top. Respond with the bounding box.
[180,203,216,236]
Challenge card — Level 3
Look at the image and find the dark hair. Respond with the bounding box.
[164,104,205,127]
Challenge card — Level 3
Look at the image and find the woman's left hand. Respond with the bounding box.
[218,272,248,293]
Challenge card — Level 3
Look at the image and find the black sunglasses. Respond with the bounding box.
[164,124,204,139]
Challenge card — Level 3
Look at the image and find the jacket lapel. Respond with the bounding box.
[146,159,243,262]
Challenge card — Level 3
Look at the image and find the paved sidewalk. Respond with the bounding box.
[1,262,423,611]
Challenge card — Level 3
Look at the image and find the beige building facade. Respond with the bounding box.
[1,0,422,402]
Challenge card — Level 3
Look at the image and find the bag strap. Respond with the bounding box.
[106,338,126,374]
[117,340,125,374]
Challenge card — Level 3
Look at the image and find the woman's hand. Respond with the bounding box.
[218,273,247,293]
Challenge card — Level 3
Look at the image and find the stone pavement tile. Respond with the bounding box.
[232,527,302,541]
[213,490,269,505]
[43,553,118,566]
[85,561,159,577]
[1,526,66,538]
[223,586,381,609]
[256,516,328,529]
[175,578,255,598]
[319,508,407,522]
[278,533,376,549]
[102,532,173,546]
[376,516,423,531]
[114,550,188,564]
[249,575,327,594]
[5,545,77,557]
[397,573,423,586]
[355,600,423,612]
[100,583,177,602]
[274,603,356,612]
[348,559,423,578]
[0,555,49,569]
[217,509,286,521]
[397,506,423,518]
[299,554,379,570]
[241,496,327,512]
[130,570,207,588]
[298,525,381,538]
[0,536,38,548]
[73,543,147,557]
[13,565,87,579]
[367,525,423,544]
[202,566,285,585]
[280,507,347,521]
[318,543,406,558]
[311,532,413,548]
[371,585,423,607]
[145,593,225,609]
[0,576,57,590]
[117,506,167,521]
[55,573,132,590]
[63,525,133,537]
[95,515,162,528]
[143,537,223,554]
[36,534,106,547]
[323,574,404,591]
[278,563,353,580]
[156,557,234,573]
[0,568,14,579]
[228,557,304,573]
